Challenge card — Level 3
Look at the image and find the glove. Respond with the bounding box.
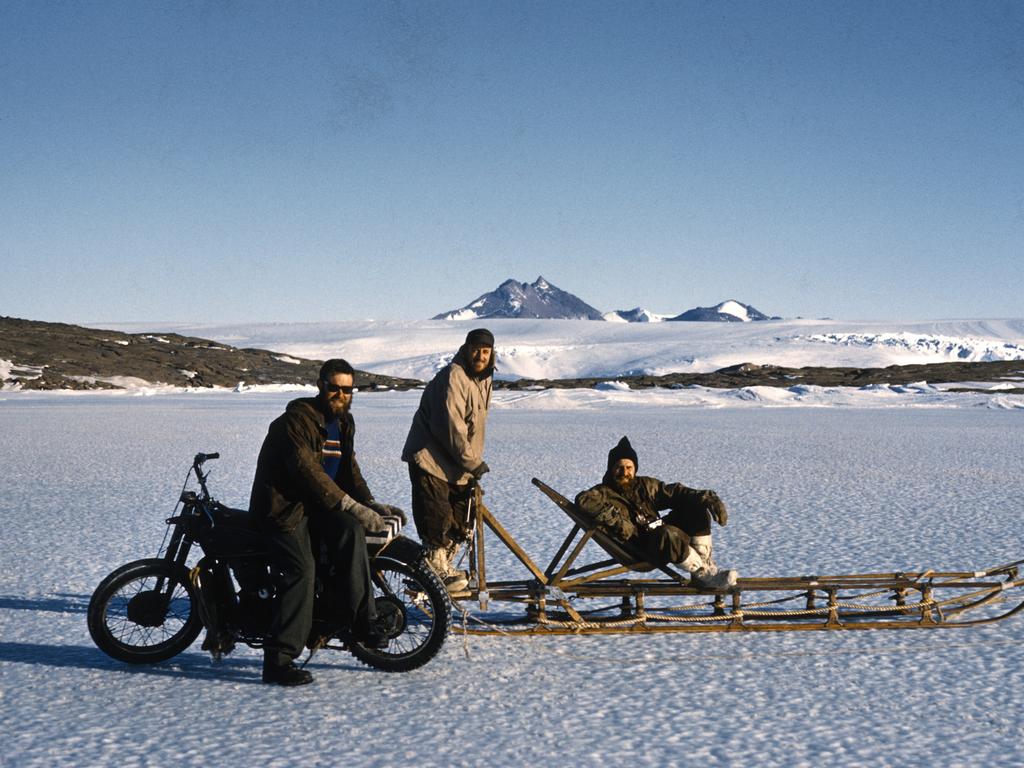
[700,490,728,527]
[469,461,490,480]
[346,501,389,533]
[369,500,407,526]
[595,506,637,541]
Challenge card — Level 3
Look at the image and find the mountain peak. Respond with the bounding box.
[669,300,776,323]
[435,279,778,323]
[433,277,604,320]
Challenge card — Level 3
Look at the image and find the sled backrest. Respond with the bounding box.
[531,478,655,571]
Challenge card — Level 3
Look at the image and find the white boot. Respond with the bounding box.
[426,544,468,593]
[443,541,469,593]
[678,547,705,574]
[444,540,469,581]
[424,547,448,579]
[683,535,737,590]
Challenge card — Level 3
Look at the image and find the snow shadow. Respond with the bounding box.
[0,591,373,680]
[0,641,269,682]
[0,593,90,615]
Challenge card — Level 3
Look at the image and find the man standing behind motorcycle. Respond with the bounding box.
[402,328,494,592]
[250,358,404,686]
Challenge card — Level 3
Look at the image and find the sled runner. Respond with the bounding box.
[449,479,1024,635]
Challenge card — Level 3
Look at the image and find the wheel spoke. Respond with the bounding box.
[89,559,202,663]
[348,558,449,670]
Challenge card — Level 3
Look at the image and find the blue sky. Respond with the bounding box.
[2,1,1021,323]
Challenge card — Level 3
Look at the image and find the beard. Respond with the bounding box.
[612,475,634,492]
[320,396,350,417]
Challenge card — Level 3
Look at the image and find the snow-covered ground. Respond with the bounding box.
[3,320,1023,765]
[99,317,1024,382]
[2,390,1023,767]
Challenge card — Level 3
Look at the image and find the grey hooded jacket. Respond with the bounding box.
[401,344,492,485]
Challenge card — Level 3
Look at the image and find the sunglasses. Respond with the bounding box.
[321,381,355,394]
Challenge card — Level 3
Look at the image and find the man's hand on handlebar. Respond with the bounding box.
[345,501,390,533]
[369,500,407,526]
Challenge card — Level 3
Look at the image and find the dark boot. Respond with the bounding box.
[351,626,390,650]
[262,654,314,686]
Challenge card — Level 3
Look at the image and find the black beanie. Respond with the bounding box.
[607,436,638,472]
[465,328,494,347]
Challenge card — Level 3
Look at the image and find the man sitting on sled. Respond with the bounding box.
[575,437,738,590]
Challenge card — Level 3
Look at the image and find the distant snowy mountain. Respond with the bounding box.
[602,307,671,323]
[433,276,604,320]
[669,300,776,322]
[434,279,776,324]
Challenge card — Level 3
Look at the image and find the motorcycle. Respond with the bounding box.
[88,452,450,673]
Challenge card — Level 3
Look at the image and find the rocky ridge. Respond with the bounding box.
[0,316,422,391]
[494,360,1024,394]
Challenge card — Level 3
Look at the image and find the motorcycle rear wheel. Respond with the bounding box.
[88,558,203,664]
[347,556,450,672]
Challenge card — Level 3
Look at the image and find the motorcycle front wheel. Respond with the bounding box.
[348,556,450,672]
[88,558,203,664]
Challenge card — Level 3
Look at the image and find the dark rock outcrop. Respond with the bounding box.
[0,316,422,391]
[495,360,1024,393]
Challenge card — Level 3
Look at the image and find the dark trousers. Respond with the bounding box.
[408,464,473,549]
[637,506,712,566]
[261,516,315,664]
[309,506,377,636]
[261,510,377,664]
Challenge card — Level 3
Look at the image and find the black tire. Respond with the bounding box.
[348,556,450,672]
[88,558,203,664]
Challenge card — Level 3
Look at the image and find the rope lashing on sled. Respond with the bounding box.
[644,566,1021,615]
[451,572,1024,635]
[454,596,1019,635]
[523,598,941,630]
[498,590,990,629]
[460,605,471,659]
[521,581,1020,630]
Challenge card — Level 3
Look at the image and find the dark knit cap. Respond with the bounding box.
[465,328,495,347]
[607,436,638,472]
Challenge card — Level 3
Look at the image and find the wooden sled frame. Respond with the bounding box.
[448,478,1024,636]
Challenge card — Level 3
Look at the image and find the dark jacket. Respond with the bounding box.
[250,397,373,532]
[575,475,707,542]
[401,343,493,485]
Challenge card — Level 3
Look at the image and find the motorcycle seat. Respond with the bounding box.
[200,503,271,558]
[211,503,260,531]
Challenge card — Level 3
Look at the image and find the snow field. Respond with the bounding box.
[97,317,1024,382]
[1,393,1023,767]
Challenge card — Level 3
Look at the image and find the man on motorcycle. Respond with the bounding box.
[250,358,405,686]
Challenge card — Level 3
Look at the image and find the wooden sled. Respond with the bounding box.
[448,479,1024,635]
